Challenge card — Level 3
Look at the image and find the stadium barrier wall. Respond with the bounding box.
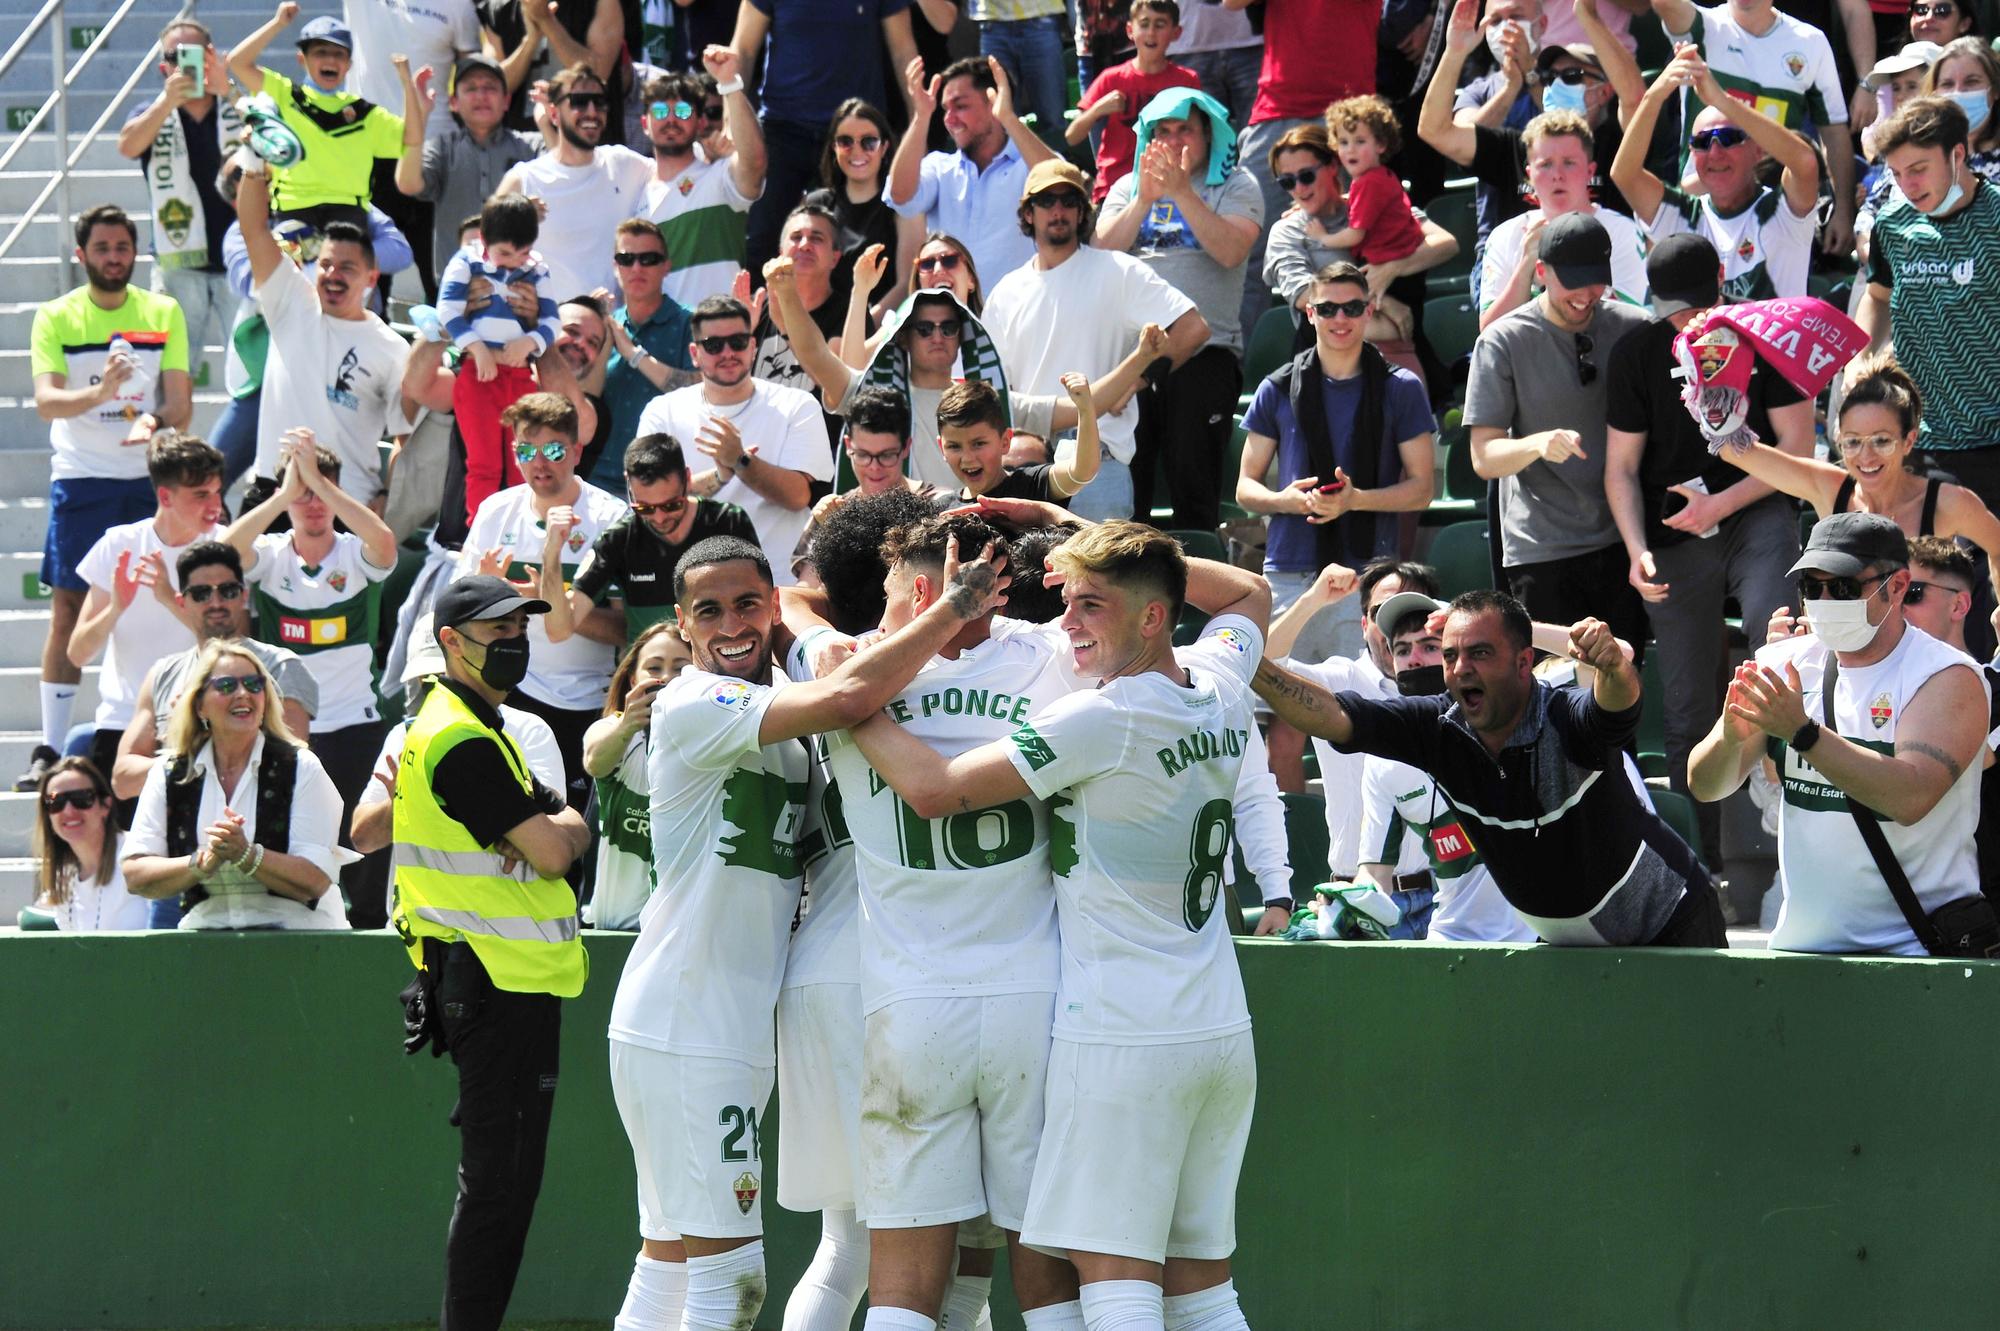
[4,932,1996,1330]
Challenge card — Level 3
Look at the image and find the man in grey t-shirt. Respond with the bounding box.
[1097,87,1264,530]
[1463,212,1650,652]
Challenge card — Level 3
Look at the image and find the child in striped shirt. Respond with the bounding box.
[438,193,560,522]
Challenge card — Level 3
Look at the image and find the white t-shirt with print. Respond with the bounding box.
[360,706,564,808]
[981,246,1196,464]
[509,146,657,303]
[585,730,656,930]
[76,518,216,730]
[644,154,757,307]
[253,259,407,496]
[609,667,808,1065]
[455,480,628,711]
[1478,205,1651,313]
[806,617,1090,1015]
[1004,615,1262,1046]
[634,382,834,586]
[345,0,481,137]
[246,530,396,732]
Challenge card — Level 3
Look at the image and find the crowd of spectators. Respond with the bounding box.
[23,0,2000,959]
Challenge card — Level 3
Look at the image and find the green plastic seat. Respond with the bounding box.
[1423,295,1481,370]
[1427,519,1493,597]
[1650,787,1707,871]
[1422,186,1477,284]
[1168,529,1228,563]
[1242,305,1298,390]
[18,904,57,931]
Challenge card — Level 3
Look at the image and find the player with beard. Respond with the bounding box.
[848,522,1272,1331]
[781,511,1266,1331]
[25,204,193,791]
[606,534,1004,1331]
[640,52,768,306]
[497,63,655,303]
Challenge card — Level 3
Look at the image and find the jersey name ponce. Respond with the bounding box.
[886,686,1034,725]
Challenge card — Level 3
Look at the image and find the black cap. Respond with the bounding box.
[1536,42,1605,73]
[1788,512,1909,578]
[451,53,506,92]
[1647,233,1721,317]
[1538,211,1612,288]
[434,575,550,629]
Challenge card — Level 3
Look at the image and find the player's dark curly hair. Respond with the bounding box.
[808,489,941,635]
[881,512,1011,589]
[1002,524,1072,624]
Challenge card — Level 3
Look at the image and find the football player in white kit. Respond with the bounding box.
[853,522,1271,1331]
[606,534,1004,1331]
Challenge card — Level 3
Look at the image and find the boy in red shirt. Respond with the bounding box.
[1069,0,1201,203]
[1321,93,1425,338]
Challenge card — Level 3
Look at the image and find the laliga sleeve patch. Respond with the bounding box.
[709,679,756,712]
[1212,626,1254,655]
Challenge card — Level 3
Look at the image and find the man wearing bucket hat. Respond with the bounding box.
[1690,512,1992,956]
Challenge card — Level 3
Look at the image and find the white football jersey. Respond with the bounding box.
[608,667,807,1066]
[786,744,860,989]
[1005,616,1262,1046]
[810,618,1089,1015]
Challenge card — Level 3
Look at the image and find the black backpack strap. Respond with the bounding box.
[1921,478,1942,536]
[1821,657,1944,955]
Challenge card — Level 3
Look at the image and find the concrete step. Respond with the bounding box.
[0,796,50,858]
[0,730,56,774]
[0,136,136,175]
[0,609,55,668]
[0,666,100,733]
[0,859,40,926]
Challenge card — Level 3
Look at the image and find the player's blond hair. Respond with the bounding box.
[1045,521,1187,619]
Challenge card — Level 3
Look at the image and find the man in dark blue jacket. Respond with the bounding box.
[1255,587,1725,946]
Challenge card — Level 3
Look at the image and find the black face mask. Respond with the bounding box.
[1397,664,1448,697]
[468,634,531,691]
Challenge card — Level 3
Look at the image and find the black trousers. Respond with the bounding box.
[436,941,562,1331]
[1503,542,1651,665]
[500,691,594,811]
[1132,344,1242,532]
[312,720,390,928]
[1647,877,1729,948]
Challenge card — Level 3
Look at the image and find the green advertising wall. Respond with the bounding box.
[4,932,1997,1330]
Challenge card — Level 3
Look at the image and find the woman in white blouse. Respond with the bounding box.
[123,641,349,930]
[33,756,151,931]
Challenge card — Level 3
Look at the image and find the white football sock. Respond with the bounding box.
[1080,1280,1164,1331]
[1023,1299,1087,1331]
[781,1209,870,1331]
[39,682,75,753]
[614,1252,687,1331]
[937,1271,991,1328]
[683,1241,766,1331]
[1163,1280,1251,1331]
[861,1307,937,1330]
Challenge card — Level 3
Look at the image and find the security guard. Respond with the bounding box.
[393,574,591,1331]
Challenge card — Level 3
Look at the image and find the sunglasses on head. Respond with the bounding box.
[206,673,267,696]
[563,92,609,110]
[650,99,695,121]
[515,440,569,464]
[1574,333,1597,387]
[186,581,244,604]
[629,495,688,517]
[1275,166,1323,193]
[1798,571,1890,601]
[917,252,962,274]
[1689,126,1750,151]
[44,788,102,814]
[1030,190,1085,210]
[615,250,666,267]
[1312,298,1369,319]
[1904,578,1966,605]
[911,317,962,339]
[835,133,884,152]
[696,332,755,354]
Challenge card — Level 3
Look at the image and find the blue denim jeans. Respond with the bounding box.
[981,14,1070,148]
[211,388,261,489]
[1069,455,1134,522]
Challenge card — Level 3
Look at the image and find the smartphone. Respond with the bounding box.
[177,43,204,99]
[1318,479,1346,494]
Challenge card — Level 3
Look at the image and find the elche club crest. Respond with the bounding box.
[732,1171,758,1214]
[326,569,347,593]
[1870,691,1893,729]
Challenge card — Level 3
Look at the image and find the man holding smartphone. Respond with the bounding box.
[115,17,240,388]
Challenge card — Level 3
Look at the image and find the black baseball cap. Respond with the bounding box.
[1789,512,1909,578]
[1647,233,1722,317]
[434,575,550,629]
[451,53,506,92]
[1538,212,1612,288]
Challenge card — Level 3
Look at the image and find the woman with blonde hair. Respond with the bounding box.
[581,622,691,929]
[123,640,350,930]
[33,756,149,931]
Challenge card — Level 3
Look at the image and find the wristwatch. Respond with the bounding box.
[1790,720,1822,753]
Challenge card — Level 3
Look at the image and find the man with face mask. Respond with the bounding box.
[1354,590,1537,943]
[1691,512,1989,955]
[1858,96,2000,509]
[392,573,592,1331]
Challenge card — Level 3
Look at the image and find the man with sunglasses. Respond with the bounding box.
[496,63,656,306]
[1691,513,1989,954]
[1614,49,1821,301]
[640,52,768,307]
[561,431,759,639]
[600,219,700,490]
[457,392,629,805]
[1466,211,1652,654]
[635,295,834,585]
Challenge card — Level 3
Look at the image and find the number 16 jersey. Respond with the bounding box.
[812,618,1088,1016]
[1004,616,1263,1046]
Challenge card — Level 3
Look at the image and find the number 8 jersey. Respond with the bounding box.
[1003,616,1263,1046]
